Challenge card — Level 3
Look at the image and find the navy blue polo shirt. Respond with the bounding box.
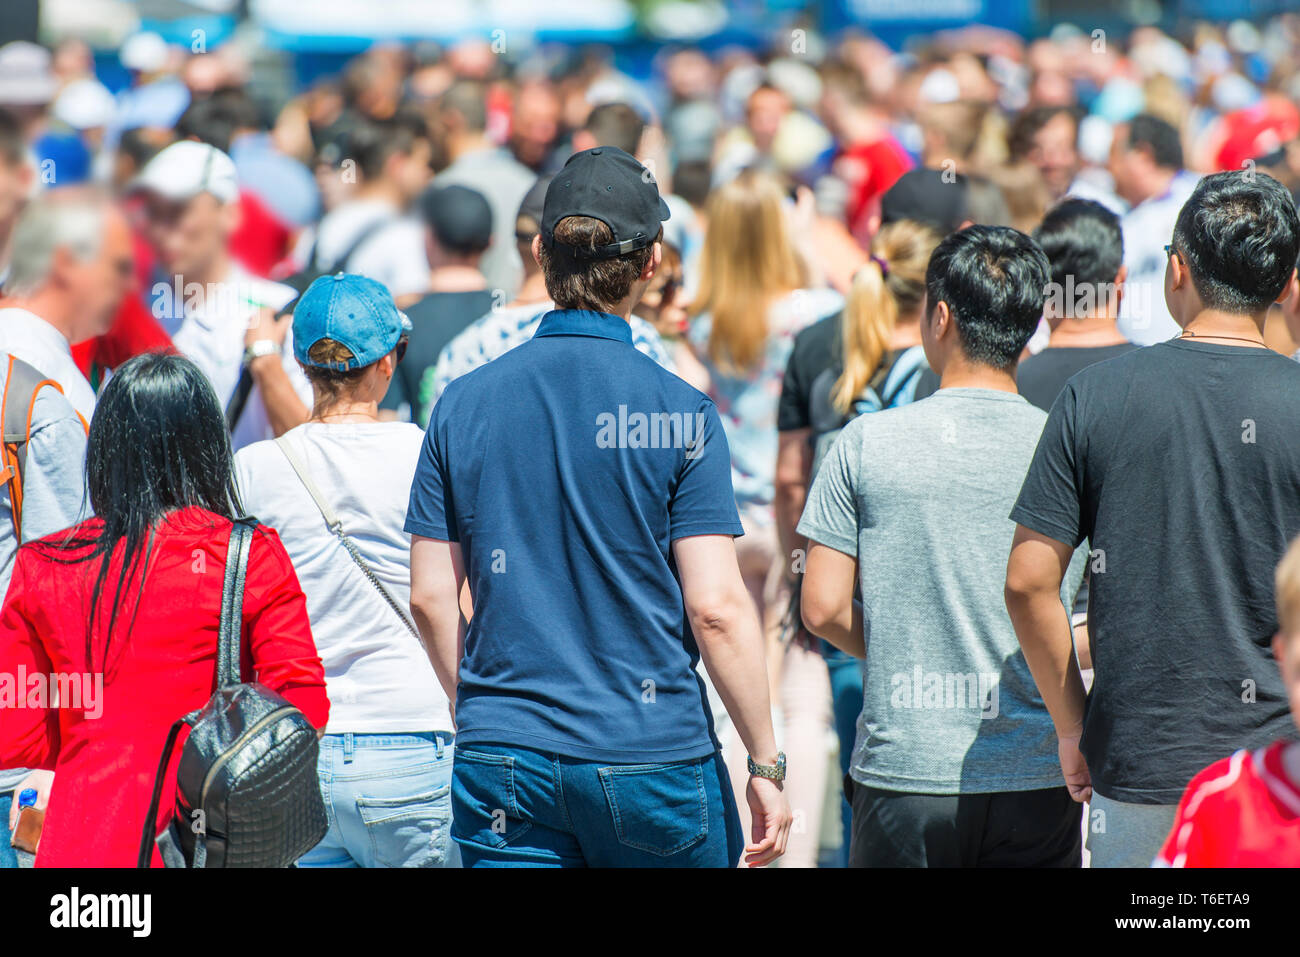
[406,309,742,762]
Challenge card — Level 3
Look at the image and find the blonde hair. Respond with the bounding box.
[693,169,807,372]
[1275,535,1300,634]
[832,220,942,415]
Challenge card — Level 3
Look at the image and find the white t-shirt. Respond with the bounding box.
[0,307,97,423]
[152,264,313,452]
[234,421,451,734]
[295,198,429,299]
[1118,171,1199,346]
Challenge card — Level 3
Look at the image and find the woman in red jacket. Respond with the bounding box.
[0,353,329,867]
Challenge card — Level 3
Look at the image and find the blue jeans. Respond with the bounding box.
[297,731,460,868]
[451,745,743,867]
[823,641,863,867]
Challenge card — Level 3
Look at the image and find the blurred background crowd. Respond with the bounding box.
[1,0,1300,866]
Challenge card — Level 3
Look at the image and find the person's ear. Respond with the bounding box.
[1168,250,1188,292]
[641,242,661,282]
[1275,268,1298,306]
[531,233,544,269]
[934,300,952,340]
[1273,631,1286,669]
[1112,263,1127,312]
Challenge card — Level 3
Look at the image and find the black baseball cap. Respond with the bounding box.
[541,146,670,260]
[881,168,970,235]
[420,183,493,254]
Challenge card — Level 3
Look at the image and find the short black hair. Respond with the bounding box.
[583,102,645,157]
[1033,198,1124,292]
[345,110,429,181]
[926,224,1049,371]
[1171,170,1300,314]
[1125,113,1183,170]
[175,90,263,154]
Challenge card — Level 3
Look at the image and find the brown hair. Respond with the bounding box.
[833,220,942,414]
[537,216,657,312]
[302,338,367,401]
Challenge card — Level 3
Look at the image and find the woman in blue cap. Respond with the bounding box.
[234,273,458,868]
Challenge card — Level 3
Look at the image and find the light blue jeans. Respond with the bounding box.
[297,731,460,868]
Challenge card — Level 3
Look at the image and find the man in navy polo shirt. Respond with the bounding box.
[407,146,791,868]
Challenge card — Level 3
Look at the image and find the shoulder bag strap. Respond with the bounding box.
[216,518,256,689]
[274,435,425,649]
[136,714,192,867]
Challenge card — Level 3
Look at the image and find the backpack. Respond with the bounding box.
[809,344,930,477]
[0,354,87,543]
[137,517,327,868]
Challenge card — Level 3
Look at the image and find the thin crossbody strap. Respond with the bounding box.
[275,434,425,649]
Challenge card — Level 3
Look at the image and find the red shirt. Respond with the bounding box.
[1155,740,1300,868]
[0,508,329,867]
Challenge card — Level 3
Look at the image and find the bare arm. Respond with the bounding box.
[1005,525,1091,801]
[410,535,467,711]
[673,533,790,866]
[774,428,812,579]
[248,354,311,436]
[801,543,864,657]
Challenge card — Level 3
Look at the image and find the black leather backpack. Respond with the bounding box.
[137,517,327,868]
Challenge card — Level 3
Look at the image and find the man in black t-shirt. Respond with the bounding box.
[1005,171,1300,867]
[383,183,495,423]
[1017,199,1138,412]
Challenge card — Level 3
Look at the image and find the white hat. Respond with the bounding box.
[52,78,116,131]
[120,32,169,74]
[0,42,56,106]
[131,140,239,204]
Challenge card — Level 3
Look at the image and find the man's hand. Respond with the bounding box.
[244,306,291,351]
[9,769,53,830]
[743,774,792,867]
[1058,733,1092,803]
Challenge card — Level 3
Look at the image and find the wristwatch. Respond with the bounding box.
[243,339,280,364]
[747,752,787,782]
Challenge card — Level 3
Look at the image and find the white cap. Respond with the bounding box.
[52,78,116,131]
[120,32,169,74]
[131,140,239,204]
[0,42,56,106]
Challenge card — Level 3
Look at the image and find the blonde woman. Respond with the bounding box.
[685,168,842,866]
[775,218,944,864]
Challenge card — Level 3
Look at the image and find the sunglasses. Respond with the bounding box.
[1164,243,1179,261]
[396,334,409,364]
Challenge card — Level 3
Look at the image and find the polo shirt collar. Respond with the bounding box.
[533,309,634,346]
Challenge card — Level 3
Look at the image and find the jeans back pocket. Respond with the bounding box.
[356,784,453,868]
[451,749,532,849]
[598,759,708,857]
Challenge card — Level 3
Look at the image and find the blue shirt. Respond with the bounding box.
[406,309,742,762]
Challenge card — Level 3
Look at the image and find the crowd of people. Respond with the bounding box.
[0,13,1294,867]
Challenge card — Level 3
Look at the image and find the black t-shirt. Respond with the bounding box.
[383,289,495,419]
[777,311,939,434]
[1010,339,1300,804]
[1016,342,1139,412]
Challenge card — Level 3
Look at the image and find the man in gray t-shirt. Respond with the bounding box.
[799,225,1085,867]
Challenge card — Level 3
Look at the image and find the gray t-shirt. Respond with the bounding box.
[798,388,1084,795]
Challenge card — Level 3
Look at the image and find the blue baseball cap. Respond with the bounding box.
[292,273,412,371]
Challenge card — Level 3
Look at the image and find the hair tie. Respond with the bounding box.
[870,253,890,279]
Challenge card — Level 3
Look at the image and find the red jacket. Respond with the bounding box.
[0,508,329,867]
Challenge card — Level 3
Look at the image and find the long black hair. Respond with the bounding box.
[46,353,244,673]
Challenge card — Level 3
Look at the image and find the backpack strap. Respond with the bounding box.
[877,345,930,408]
[137,713,194,868]
[1,355,74,543]
[216,518,258,691]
